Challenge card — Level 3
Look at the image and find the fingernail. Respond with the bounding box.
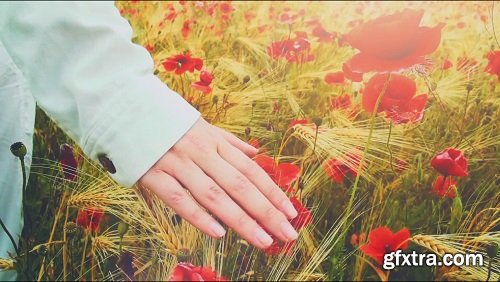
[282,199,298,219]
[280,221,299,241]
[254,227,273,248]
[209,222,226,237]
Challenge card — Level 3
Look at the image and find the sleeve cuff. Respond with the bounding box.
[81,74,200,188]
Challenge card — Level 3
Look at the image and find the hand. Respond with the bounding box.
[138,117,299,249]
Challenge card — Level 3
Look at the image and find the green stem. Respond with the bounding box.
[0,216,19,258]
[486,257,492,281]
[331,73,392,278]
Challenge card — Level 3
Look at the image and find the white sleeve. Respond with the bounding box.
[0,2,200,187]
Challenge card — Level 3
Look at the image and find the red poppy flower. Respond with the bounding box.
[254,154,300,192]
[430,148,468,177]
[289,119,309,128]
[76,208,104,232]
[330,95,352,111]
[163,52,203,75]
[362,73,428,124]
[343,9,444,73]
[312,25,337,43]
[442,59,453,70]
[432,176,457,198]
[485,50,500,81]
[342,63,363,82]
[267,35,314,64]
[360,227,410,265]
[181,20,193,39]
[59,144,78,181]
[219,2,234,14]
[324,72,345,85]
[248,138,261,150]
[264,197,312,255]
[192,70,214,95]
[323,154,361,184]
[265,240,296,256]
[289,197,312,230]
[169,262,227,281]
[164,4,177,22]
[244,11,256,22]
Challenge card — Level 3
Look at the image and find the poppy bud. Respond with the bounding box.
[176,248,191,263]
[117,222,129,238]
[65,221,80,236]
[466,82,474,92]
[171,214,182,226]
[298,178,304,191]
[312,117,323,127]
[486,242,498,258]
[212,95,219,105]
[243,75,250,84]
[245,127,251,137]
[266,122,274,131]
[10,142,27,158]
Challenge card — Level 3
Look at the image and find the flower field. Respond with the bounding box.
[3,1,499,281]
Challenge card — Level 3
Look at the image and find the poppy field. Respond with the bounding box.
[3,1,500,281]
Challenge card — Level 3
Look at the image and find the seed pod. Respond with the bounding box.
[466,82,473,92]
[252,101,257,108]
[312,117,323,127]
[212,95,219,105]
[486,242,498,258]
[65,221,80,235]
[171,214,182,226]
[245,127,251,138]
[176,248,191,263]
[117,221,129,238]
[10,142,27,158]
[243,75,250,84]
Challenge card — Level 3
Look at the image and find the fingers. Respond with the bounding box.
[212,125,258,157]
[162,155,275,249]
[138,170,226,238]
[217,143,298,219]
[189,149,299,243]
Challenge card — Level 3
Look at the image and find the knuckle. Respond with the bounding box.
[205,183,224,202]
[237,213,250,227]
[244,161,260,178]
[267,186,285,202]
[233,174,250,192]
[189,208,205,223]
[187,135,211,153]
[263,206,280,220]
[167,190,186,205]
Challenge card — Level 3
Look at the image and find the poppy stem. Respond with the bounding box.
[333,73,392,278]
[0,216,20,258]
[486,256,492,281]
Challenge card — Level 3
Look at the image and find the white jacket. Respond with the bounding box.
[0,1,200,188]
[0,3,199,279]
